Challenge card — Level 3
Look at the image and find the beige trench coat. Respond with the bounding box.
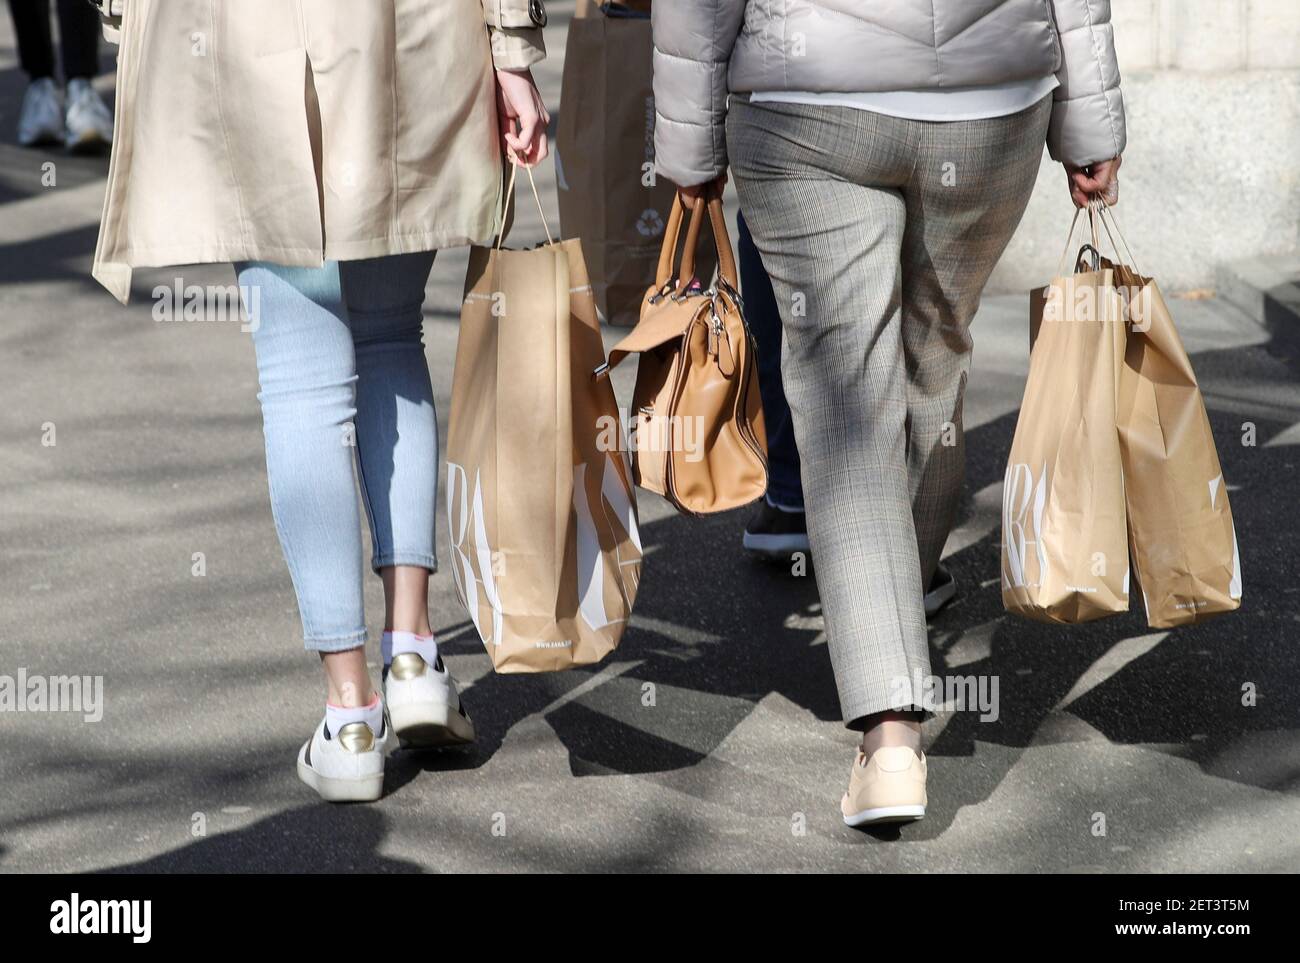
[92,0,546,303]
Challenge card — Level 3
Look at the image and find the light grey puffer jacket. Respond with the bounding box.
[652,0,1127,185]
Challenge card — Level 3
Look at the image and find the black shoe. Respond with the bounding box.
[742,499,810,558]
[923,564,957,618]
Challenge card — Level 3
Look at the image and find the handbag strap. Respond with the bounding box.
[675,192,709,286]
[655,192,705,288]
[596,183,742,380]
[654,193,687,287]
[655,183,739,291]
[704,189,739,291]
[675,193,708,287]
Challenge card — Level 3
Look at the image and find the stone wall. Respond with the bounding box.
[988,0,1300,292]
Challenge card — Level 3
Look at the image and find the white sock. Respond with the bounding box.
[325,694,383,738]
[381,630,439,669]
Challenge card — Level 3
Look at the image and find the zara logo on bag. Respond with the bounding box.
[446,455,641,647]
[446,462,505,646]
[1002,461,1048,589]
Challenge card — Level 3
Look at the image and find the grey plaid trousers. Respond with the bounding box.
[728,94,1052,726]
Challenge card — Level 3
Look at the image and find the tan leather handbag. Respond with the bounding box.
[596,186,768,515]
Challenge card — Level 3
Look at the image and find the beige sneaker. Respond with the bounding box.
[841,746,927,827]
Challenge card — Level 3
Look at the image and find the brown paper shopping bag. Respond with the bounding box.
[555,2,713,327]
[1092,206,1243,628]
[445,165,643,672]
[1001,211,1131,623]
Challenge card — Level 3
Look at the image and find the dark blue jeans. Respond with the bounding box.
[7,0,101,81]
[737,210,804,510]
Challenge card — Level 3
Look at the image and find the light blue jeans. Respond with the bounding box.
[236,253,438,652]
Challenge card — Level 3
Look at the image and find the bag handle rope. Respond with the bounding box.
[495,161,554,251]
[1055,194,1143,278]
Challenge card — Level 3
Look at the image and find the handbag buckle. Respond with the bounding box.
[718,276,744,311]
[648,276,678,305]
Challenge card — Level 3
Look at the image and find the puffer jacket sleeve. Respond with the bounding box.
[651,0,747,186]
[482,0,547,70]
[1048,0,1127,166]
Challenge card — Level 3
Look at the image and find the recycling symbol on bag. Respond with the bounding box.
[636,209,665,237]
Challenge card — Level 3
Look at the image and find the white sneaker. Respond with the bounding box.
[17,78,64,147]
[64,78,114,152]
[296,714,390,803]
[384,651,476,749]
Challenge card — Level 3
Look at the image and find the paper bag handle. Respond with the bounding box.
[1090,198,1145,278]
[1055,204,1100,276]
[495,161,555,250]
[1054,196,1142,278]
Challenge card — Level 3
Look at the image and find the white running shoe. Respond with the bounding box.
[64,78,114,152]
[384,651,476,749]
[17,78,64,147]
[296,714,390,803]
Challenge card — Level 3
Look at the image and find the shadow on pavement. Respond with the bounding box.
[102,806,421,873]
[421,339,1297,841]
